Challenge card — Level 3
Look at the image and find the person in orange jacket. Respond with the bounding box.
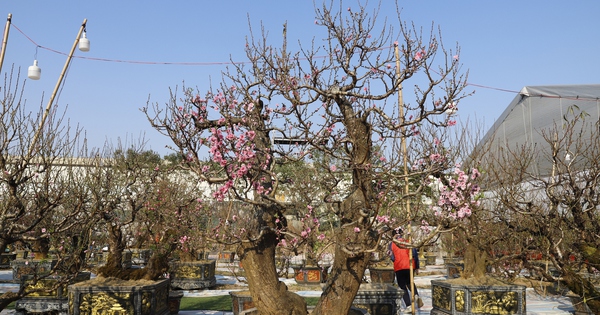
[390,228,422,311]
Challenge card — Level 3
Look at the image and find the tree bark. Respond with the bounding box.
[462,242,487,279]
[562,269,600,314]
[97,223,127,278]
[312,189,372,315]
[312,247,369,315]
[241,231,307,315]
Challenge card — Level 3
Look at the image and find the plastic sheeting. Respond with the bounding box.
[477,84,600,176]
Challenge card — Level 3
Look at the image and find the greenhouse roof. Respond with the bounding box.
[477,84,600,176]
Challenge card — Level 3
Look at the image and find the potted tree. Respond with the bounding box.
[427,147,527,315]
[143,1,471,313]
[476,112,600,314]
[68,147,200,315]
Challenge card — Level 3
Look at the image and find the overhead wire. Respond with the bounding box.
[11,22,598,102]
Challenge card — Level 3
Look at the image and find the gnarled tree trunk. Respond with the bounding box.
[462,242,487,279]
[240,230,307,315]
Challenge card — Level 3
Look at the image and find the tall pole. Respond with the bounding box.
[26,19,87,160]
[395,44,416,314]
[0,13,12,75]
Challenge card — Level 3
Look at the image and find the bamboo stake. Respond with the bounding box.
[395,44,416,314]
[0,14,12,75]
[26,19,87,160]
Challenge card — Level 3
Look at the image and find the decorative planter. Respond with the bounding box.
[169,260,216,290]
[368,267,396,284]
[128,248,153,266]
[68,278,170,315]
[352,284,404,315]
[293,265,328,285]
[230,291,254,315]
[14,250,29,260]
[230,284,404,315]
[168,290,184,315]
[88,250,107,267]
[121,250,133,269]
[14,272,91,315]
[0,253,16,269]
[446,262,464,279]
[206,251,235,263]
[218,251,236,263]
[419,256,426,269]
[430,279,526,315]
[11,259,57,281]
[443,256,462,264]
[426,254,437,266]
[197,251,209,260]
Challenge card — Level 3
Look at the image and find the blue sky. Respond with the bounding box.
[2,1,598,156]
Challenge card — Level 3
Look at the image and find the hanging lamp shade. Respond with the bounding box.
[78,32,90,52]
[28,60,41,80]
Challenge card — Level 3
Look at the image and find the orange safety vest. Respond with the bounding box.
[391,240,417,271]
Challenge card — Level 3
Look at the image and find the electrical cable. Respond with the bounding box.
[10,23,598,102]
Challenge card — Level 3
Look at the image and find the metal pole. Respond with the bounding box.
[395,44,416,314]
[26,19,87,159]
[0,13,12,75]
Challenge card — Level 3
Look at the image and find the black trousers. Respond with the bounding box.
[395,269,419,307]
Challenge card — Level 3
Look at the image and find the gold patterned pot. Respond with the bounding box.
[169,260,216,290]
[0,253,16,269]
[292,265,329,285]
[68,278,170,315]
[368,267,395,284]
[14,272,91,315]
[430,279,526,315]
[168,290,184,315]
[425,254,437,265]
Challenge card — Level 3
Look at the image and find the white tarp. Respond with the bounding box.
[477,84,600,176]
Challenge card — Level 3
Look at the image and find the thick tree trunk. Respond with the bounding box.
[311,246,370,315]
[97,223,126,278]
[462,242,487,279]
[563,269,600,314]
[241,231,307,315]
[308,97,375,315]
[312,189,373,315]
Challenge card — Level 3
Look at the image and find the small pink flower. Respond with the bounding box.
[330,165,337,172]
[414,50,426,61]
[41,228,46,233]
[354,227,361,233]
[317,234,326,241]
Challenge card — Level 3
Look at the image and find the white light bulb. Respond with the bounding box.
[28,60,41,80]
[79,32,90,52]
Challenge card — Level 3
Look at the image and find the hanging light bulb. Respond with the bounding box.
[78,31,90,52]
[28,60,41,80]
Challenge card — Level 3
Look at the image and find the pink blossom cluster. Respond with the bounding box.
[431,166,481,220]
